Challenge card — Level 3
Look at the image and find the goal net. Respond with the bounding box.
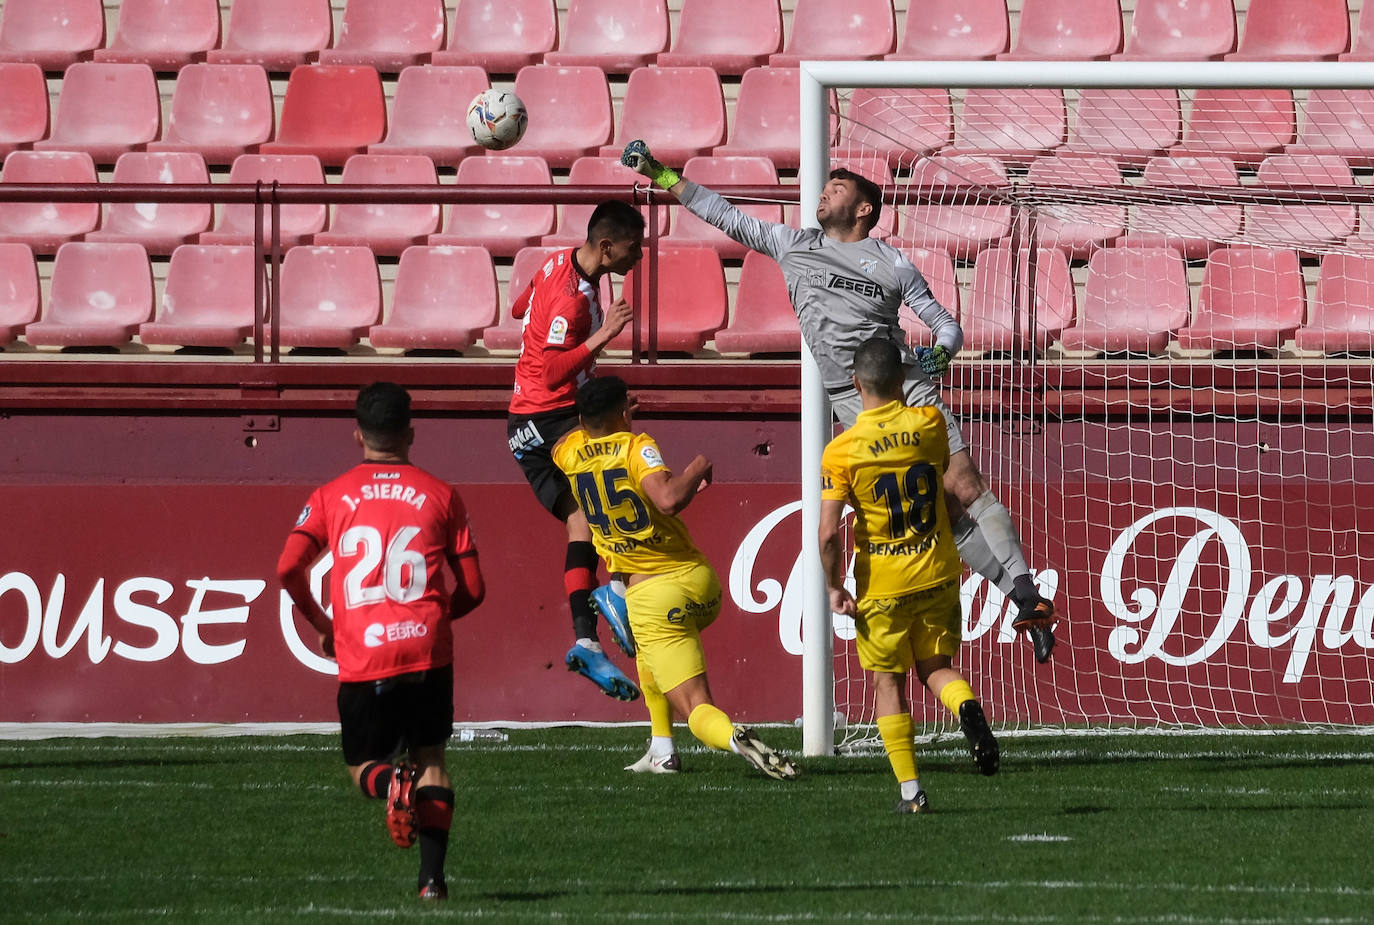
[796,62,1374,755]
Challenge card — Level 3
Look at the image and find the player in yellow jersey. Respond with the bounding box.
[819,338,999,814]
[552,375,799,781]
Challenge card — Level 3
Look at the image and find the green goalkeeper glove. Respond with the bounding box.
[621,140,681,190]
[914,345,952,378]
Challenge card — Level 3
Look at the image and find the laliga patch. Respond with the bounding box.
[639,445,665,470]
[295,505,312,527]
[547,315,570,345]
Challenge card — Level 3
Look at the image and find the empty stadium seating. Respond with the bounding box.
[482,244,560,351]
[1116,0,1236,60]
[0,243,39,344]
[1174,89,1296,166]
[86,151,213,253]
[713,250,799,355]
[25,242,152,347]
[656,0,782,75]
[667,156,782,257]
[319,0,446,72]
[272,245,380,349]
[840,88,952,165]
[433,0,558,72]
[898,247,961,346]
[513,65,613,168]
[138,245,259,348]
[313,154,441,255]
[1341,1,1374,60]
[1291,90,1374,166]
[1225,0,1349,61]
[965,247,1076,354]
[34,62,160,164]
[0,62,48,158]
[999,0,1122,60]
[1240,154,1357,251]
[368,65,488,166]
[1025,156,1125,258]
[715,67,833,169]
[542,156,671,247]
[1295,254,1374,353]
[208,0,333,71]
[610,245,727,353]
[200,153,327,248]
[948,88,1066,161]
[147,63,274,165]
[1060,89,1180,163]
[887,0,1009,60]
[769,0,896,67]
[433,155,555,256]
[0,150,100,253]
[602,66,725,166]
[1059,247,1191,355]
[544,0,669,74]
[369,246,499,351]
[0,0,105,70]
[94,0,221,70]
[1119,155,1242,259]
[1177,247,1306,353]
[259,65,386,165]
[893,155,1012,258]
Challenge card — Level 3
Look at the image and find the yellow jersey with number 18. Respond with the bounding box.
[552,428,706,576]
[820,399,962,600]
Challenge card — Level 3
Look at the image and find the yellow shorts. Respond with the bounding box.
[625,559,722,692]
[854,578,962,674]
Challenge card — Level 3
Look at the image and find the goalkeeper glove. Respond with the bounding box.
[621,140,681,190]
[914,344,951,378]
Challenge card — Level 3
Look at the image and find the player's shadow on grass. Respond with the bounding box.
[0,757,215,771]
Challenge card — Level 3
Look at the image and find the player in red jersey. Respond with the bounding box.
[506,200,645,700]
[278,382,485,903]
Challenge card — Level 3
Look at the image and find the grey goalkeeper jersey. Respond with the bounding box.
[678,180,963,392]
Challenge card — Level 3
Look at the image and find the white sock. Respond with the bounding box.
[649,735,675,757]
[576,637,603,654]
[900,779,922,801]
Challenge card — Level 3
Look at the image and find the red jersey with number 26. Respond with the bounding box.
[509,248,604,415]
[291,463,477,682]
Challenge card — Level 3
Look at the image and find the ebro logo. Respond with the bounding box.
[364,620,430,648]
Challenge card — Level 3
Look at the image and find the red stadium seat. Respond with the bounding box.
[948,88,1065,161]
[1240,154,1356,251]
[544,0,669,74]
[1177,247,1305,353]
[668,156,781,258]
[319,0,446,72]
[892,155,1011,259]
[887,0,1008,61]
[1225,0,1349,61]
[313,154,441,256]
[840,88,952,166]
[1116,0,1236,60]
[715,67,836,170]
[998,0,1121,60]
[611,245,726,353]
[0,0,105,70]
[482,244,561,351]
[0,150,99,253]
[713,250,799,355]
[147,63,274,165]
[432,0,557,73]
[1060,89,1180,163]
[1119,155,1242,259]
[139,244,259,348]
[94,0,220,70]
[965,247,1075,354]
[1295,254,1374,353]
[0,243,39,344]
[368,66,487,167]
[543,156,670,247]
[1059,247,1190,355]
[273,245,380,349]
[208,0,333,72]
[86,151,212,254]
[897,246,960,347]
[769,0,895,67]
[259,65,386,166]
[1342,2,1374,61]
[1025,156,1124,258]
[656,0,781,75]
[513,65,613,168]
[34,62,160,164]
[201,153,327,247]
[601,66,724,166]
[431,155,554,256]
[1174,89,1296,167]
[369,245,498,351]
[0,63,48,158]
[25,242,152,347]
[1291,90,1374,167]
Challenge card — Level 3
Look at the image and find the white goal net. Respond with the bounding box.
[797,62,1374,755]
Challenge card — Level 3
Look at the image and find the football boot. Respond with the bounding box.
[565,643,640,701]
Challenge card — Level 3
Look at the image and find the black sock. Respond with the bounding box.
[1011,574,1040,608]
[415,785,454,886]
[358,761,394,799]
[565,540,599,641]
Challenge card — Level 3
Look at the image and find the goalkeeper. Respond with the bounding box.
[622,140,1057,662]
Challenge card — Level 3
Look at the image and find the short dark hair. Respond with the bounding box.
[355,382,411,449]
[829,167,883,231]
[586,200,646,244]
[852,337,905,395]
[576,375,629,424]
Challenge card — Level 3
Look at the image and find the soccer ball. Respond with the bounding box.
[466,89,528,151]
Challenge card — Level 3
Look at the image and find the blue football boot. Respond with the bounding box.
[565,643,640,701]
[590,583,636,657]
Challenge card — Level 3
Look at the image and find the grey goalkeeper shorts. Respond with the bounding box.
[826,368,968,455]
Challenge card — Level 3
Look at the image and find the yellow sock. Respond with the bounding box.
[938,678,977,718]
[637,658,674,739]
[687,703,736,751]
[876,713,918,785]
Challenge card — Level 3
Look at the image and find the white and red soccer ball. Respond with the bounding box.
[466,89,529,151]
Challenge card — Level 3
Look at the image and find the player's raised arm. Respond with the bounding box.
[894,250,963,380]
[639,452,712,516]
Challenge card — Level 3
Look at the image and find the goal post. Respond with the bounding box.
[798,61,1374,756]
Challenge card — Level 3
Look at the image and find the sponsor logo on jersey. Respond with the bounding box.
[295,505,312,527]
[639,445,665,469]
[372,471,400,479]
[364,620,430,648]
[508,420,545,455]
[547,315,569,345]
[827,273,884,299]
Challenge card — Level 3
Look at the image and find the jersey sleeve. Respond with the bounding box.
[447,489,477,559]
[678,180,809,261]
[551,429,579,476]
[289,487,328,549]
[820,437,852,502]
[893,249,964,355]
[628,433,670,486]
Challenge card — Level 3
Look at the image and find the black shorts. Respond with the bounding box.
[508,406,582,519]
[337,665,454,767]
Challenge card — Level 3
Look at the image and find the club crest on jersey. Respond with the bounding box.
[547,315,570,345]
[859,257,878,276]
[295,505,311,527]
[639,445,665,469]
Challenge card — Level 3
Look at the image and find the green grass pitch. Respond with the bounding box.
[1,728,1370,923]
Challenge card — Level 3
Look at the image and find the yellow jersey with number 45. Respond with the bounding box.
[553,428,706,576]
[820,399,962,600]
